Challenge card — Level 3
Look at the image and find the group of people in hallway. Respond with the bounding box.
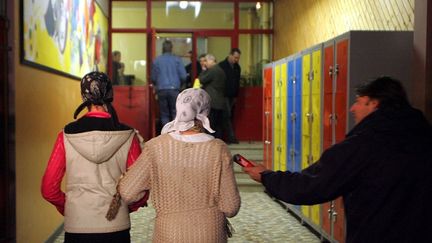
[42,72,240,243]
[151,40,241,144]
[42,71,432,242]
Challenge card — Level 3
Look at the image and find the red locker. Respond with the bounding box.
[263,64,273,169]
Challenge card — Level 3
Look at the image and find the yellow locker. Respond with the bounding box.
[280,62,288,172]
[301,54,311,218]
[273,63,281,171]
[310,49,322,226]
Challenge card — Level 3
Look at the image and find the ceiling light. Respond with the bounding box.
[179,1,188,9]
[256,2,261,10]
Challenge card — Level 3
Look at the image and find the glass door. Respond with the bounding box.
[196,35,231,65]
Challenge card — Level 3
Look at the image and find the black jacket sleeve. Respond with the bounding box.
[262,132,374,205]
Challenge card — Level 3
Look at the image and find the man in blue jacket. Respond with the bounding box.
[244,76,432,243]
[151,40,187,129]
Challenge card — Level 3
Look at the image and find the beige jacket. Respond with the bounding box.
[63,130,135,233]
[119,134,241,243]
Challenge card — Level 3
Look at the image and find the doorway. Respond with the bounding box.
[150,32,232,134]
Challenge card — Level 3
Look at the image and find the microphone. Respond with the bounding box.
[232,154,254,167]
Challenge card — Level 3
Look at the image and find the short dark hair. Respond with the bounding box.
[112,50,121,57]
[355,76,409,109]
[230,48,241,55]
[162,40,173,53]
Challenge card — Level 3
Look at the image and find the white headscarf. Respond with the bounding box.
[161,88,215,134]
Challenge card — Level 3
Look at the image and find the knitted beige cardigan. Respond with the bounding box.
[119,134,241,243]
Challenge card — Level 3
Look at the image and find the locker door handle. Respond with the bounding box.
[265,111,270,115]
[308,71,314,81]
[265,140,271,145]
[329,66,333,77]
[332,211,338,223]
[307,154,313,164]
[335,64,340,75]
[306,113,314,122]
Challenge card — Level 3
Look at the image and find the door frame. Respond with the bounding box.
[0,1,16,241]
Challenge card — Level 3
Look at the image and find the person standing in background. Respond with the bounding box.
[112,50,123,85]
[219,48,241,144]
[199,53,207,72]
[199,54,227,140]
[184,51,203,90]
[41,72,148,243]
[151,40,187,129]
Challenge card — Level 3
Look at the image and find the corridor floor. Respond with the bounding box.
[54,191,320,242]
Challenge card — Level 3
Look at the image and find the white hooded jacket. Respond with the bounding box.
[63,129,135,233]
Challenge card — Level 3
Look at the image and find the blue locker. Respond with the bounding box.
[287,57,295,171]
[293,55,303,172]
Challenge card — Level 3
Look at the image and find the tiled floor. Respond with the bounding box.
[54,191,320,243]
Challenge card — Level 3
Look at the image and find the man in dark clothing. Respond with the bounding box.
[218,48,241,144]
[184,51,203,89]
[199,54,227,139]
[111,50,123,85]
[244,77,432,243]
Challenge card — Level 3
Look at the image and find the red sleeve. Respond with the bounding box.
[126,135,149,212]
[41,132,66,215]
[126,135,142,168]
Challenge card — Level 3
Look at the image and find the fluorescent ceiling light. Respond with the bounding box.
[166,1,201,18]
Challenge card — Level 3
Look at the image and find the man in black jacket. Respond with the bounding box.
[219,48,241,144]
[244,77,432,243]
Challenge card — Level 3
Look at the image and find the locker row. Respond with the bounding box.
[261,31,413,242]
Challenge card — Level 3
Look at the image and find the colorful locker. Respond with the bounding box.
[310,47,323,227]
[301,52,311,219]
[284,54,303,213]
[321,31,414,243]
[272,59,288,171]
[293,55,303,173]
[301,45,324,225]
[263,64,273,170]
[286,56,295,171]
[287,54,303,173]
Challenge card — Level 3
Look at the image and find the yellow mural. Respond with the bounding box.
[23,0,108,78]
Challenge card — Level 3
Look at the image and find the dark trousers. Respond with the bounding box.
[223,98,237,141]
[158,89,180,128]
[209,108,224,139]
[64,229,130,243]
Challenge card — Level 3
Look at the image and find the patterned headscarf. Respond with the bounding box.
[73,72,116,120]
[161,88,215,134]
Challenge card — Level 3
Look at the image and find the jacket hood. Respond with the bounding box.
[64,130,134,164]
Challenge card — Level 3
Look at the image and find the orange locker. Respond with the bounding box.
[263,64,273,169]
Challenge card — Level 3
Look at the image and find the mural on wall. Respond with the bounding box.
[22,0,108,78]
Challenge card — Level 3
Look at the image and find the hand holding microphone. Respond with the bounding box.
[232,154,254,167]
[232,154,269,183]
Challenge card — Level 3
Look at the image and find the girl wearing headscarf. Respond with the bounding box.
[41,72,148,243]
[119,88,241,243]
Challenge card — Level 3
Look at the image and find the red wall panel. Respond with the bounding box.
[234,87,263,141]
